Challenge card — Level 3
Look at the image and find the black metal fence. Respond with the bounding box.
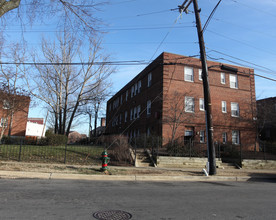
[128,136,276,166]
[0,142,103,165]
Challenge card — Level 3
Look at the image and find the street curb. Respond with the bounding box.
[0,170,275,182]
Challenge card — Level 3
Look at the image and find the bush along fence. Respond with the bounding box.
[0,139,104,165]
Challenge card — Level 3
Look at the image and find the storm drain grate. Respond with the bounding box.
[93,210,132,220]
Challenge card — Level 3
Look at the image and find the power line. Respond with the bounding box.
[206,29,276,57]
[149,6,193,62]
[206,47,276,76]
[230,0,276,18]
[2,25,195,33]
[206,55,276,82]
[202,0,222,33]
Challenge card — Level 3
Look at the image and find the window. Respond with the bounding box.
[138,80,141,93]
[199,98,204,111]
[119,114,122,124]
[148,73,152,87]
[222,132,227,144]
[131,86,134,97]
[147,100,151,115]
[230,74,238,89]
[0,118,7,128]
[120,95,123,105]
[126,90,128,101]
[125,111,127,122]
[137,105,141,118]
[185,97,195,113]
[130,109,133,120]
[3,100,10,109]
[200,130,205,143]
[109,104,111,112]
[147,127,150,136]
[231,102,239,117]
[221,73,226,84]
[133,107,137,119]
[199,69,202,81]
[134,83,138,95]
[222,101,227,113]
[232,130,240,145]
[184,66,194,82]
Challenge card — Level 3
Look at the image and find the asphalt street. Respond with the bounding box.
[0,179,275,220]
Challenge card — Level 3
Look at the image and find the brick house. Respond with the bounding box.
[105,52,257,150]
[0,92,30,138]
[257,97,276,142]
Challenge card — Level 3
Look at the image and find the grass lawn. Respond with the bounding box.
[0,144,104,165]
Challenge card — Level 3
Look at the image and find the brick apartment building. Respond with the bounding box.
[0,92,30,138]
[105,52,257,150]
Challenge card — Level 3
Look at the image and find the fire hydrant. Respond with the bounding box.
[101,150,110,171]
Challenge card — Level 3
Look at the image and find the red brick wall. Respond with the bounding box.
[0,95,30,137]
[162,53,257,150]
[106,52,257,150]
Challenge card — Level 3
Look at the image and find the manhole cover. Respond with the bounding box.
[93,210,132,220]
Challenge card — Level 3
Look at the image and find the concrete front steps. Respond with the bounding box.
[135,150,154,167]
[157,156,238,169]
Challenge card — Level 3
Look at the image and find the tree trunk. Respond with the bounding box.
[8,112,14,137]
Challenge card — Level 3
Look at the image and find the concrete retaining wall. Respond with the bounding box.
[157,156,222,168]
[242,159,276,169]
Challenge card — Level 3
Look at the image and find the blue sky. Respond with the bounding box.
[3,0,276,134]
[98,0,276,100]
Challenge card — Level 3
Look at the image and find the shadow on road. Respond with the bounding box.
[247,173,276,183]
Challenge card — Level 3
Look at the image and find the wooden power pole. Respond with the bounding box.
[179,0,217,175]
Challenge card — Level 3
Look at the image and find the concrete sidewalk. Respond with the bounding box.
[0,161,276,182]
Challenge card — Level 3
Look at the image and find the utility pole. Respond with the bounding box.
[179,0,216,175]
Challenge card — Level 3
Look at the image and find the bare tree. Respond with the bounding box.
[0,83,30,140]
[0,43,30,139]
[0,1,104,33]
[162,91,195,144]
[24,32,114,136]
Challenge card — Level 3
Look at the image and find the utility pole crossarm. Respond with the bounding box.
[178,0,193,14]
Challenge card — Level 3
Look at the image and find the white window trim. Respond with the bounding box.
[231,102,239,117]
[184,66,194,82]
[199,69,202,81]
[232,130,240,145]
[230,74,238,89]
[221,72,226,84]
[185,96,195,113]
[199,98,204,111]
[222,101,227,113]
